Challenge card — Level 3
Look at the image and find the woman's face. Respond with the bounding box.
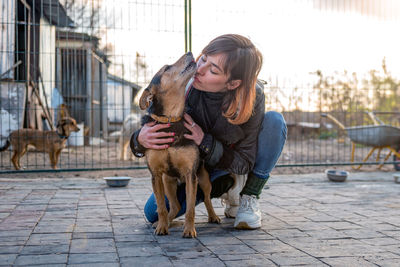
[192,53,231,93]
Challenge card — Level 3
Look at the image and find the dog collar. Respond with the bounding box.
[57,133,68,140]
[150,114,182,123]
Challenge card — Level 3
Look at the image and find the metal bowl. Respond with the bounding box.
[104,177,131,187]
[394,173,400,184]
[325,169,348,182]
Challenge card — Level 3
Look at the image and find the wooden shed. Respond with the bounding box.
[55,30,109,138]
[0,0,74,141]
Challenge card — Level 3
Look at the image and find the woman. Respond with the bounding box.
[130,34,287,229]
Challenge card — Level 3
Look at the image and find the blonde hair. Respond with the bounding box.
[200,34,263,125]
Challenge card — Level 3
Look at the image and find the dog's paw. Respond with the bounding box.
[154,223,169,235]
[208,215,221,224]
[182,227,197,238]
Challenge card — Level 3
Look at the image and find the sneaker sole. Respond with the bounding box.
[234,221,261,230]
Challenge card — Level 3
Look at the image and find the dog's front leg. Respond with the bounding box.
[162,174,181,223]
[183,171,198,238]
[151,172,169,235]
[49,151,58,169]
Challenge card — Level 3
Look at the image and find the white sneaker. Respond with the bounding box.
[221,174,247,218]
[234,194,261,229]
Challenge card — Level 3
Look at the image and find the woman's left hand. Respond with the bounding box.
[183,113,204,146]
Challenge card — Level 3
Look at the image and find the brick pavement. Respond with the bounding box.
[0,171,399,266]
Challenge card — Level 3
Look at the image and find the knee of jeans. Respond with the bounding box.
[265,111,287,135]
[144,193,158,223]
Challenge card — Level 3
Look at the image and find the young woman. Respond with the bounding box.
[130,34,287,229]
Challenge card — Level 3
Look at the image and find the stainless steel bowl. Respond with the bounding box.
[104,177,131,187]
[325,169,348,182]
[394,173,400,184]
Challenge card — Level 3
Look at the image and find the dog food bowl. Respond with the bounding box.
[394,173,400,184]
[325,169,348,182]
[104,177,131,187]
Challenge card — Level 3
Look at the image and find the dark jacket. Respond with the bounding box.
[130,83,265,175]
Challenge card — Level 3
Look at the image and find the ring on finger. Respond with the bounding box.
[191,122,196,128]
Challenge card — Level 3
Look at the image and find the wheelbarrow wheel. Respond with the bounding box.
[394,148,400,171]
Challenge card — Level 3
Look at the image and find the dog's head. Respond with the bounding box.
[139,52,196,116]
[56,117,80,136]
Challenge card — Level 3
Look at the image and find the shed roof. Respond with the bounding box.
[107,74,141,94]
[30,0,74,28]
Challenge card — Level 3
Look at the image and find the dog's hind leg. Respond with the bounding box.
[198,166,221,224]
[12,146,27,170]
[162,174,181,224]
[49,151,58,169]
[11,150,21,170]
[183,170,198,238]
[151,171,170,235]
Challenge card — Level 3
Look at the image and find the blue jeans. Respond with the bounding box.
[144,111,287,223]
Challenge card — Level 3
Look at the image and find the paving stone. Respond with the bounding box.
[1,172,400,266]
[120,256,173,267]
[267,254,325,266]
[171,257,225,267]
[67,253,118,264]
[114,234,155,242]
[0,253,17,265]
[359,237,400,246]
[67,264,118,267]
[320,256,379,266]
[206,244,256,255]
[224,256,276,267]
[242,239,297,254]
[196,235,242,246]
[70,238,116,254]
[0,245,22,254]
[20,244,69,255]
[14,253,68,265]
[26,233,72,245]
[0,236,29,246]
[116,242,164,257]
[72,232,114,239]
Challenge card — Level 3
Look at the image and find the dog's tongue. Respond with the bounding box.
[185,77,194,99]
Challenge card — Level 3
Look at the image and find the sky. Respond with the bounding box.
[97,0,400,110]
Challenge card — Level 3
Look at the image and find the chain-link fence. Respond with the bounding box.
[1,0,400,173]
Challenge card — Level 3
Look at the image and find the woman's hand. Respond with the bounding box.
[138,121,175,149]
[183,113,204,146]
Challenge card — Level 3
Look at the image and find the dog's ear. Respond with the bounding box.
[139,88,153,110]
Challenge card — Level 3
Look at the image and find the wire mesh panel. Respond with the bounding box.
[1,0,400,173]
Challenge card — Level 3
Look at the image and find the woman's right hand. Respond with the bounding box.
[137,121,175,149]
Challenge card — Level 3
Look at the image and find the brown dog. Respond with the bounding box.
[139,52,220,238]
[0,117,80,170]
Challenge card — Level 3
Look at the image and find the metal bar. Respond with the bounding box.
[184,0,187,53]
[188,0,191,52]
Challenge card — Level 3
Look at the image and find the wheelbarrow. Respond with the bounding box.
[321,113,400,170]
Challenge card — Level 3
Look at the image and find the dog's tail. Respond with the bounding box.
[0,139,10,152]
